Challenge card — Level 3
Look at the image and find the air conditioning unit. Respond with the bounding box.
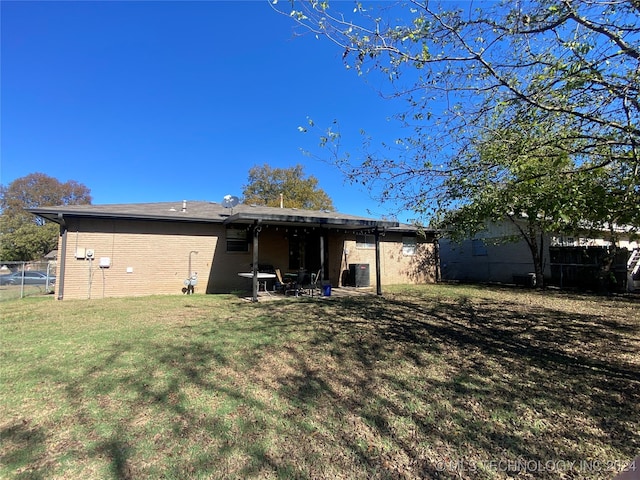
[348,263,370,287]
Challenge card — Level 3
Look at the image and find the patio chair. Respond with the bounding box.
[274,269,292,294]
[303,269,322,296]
[287,270,305,296]
[283,270,311,297]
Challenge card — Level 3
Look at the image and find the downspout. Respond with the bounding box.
[57,213,67,301]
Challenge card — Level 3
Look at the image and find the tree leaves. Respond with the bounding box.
[0,172,92,260]
[241,164,335,211]
[271,0,639,239]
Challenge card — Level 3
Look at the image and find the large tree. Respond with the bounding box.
[1,172,92,260]
[438,109,601,287]
[273,0,639,228]
[242,164,335,211]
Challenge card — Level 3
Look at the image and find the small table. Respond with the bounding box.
[237,272,276,295]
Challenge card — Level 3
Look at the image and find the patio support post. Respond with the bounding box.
[375,227,382,295]
[252,220,262,302]
[319,228,325,283]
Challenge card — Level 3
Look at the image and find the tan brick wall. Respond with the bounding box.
[335,232,437,287]
[58,218,227,299]
[55,219,437,299]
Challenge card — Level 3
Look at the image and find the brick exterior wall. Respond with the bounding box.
[59,218,224,299]
[55,218,437,299]
[334,233,437,286]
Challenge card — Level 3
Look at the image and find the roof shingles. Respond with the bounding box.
[29,201,405,230]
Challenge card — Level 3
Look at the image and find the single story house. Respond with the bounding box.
[440,220,640,291]
[30,200,438,300]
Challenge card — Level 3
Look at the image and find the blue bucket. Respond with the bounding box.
[322,284,331,296]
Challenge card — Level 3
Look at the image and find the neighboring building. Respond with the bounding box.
[440,220,640,291]
[29,201,438,300]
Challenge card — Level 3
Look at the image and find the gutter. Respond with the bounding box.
[28,208,223,225]
[57,213,67,300]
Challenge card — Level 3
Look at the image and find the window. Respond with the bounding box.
[402,236,417,256]
[356,234,375,249]
[472,239,488,256]
[226,228,248,252]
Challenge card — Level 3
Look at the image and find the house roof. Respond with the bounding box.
[29,200,413,231]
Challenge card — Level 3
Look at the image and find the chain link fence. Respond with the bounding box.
[0,261,57,301]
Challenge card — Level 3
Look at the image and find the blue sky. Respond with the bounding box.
[1,1,414,221]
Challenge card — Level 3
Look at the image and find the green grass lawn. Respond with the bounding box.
[1,285,639,479]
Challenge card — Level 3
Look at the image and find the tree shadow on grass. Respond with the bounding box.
[8,290,638,479]
[251,292,639,478]
[93,432,134,480]
[322,292,639,381]
[0,420,49,480]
